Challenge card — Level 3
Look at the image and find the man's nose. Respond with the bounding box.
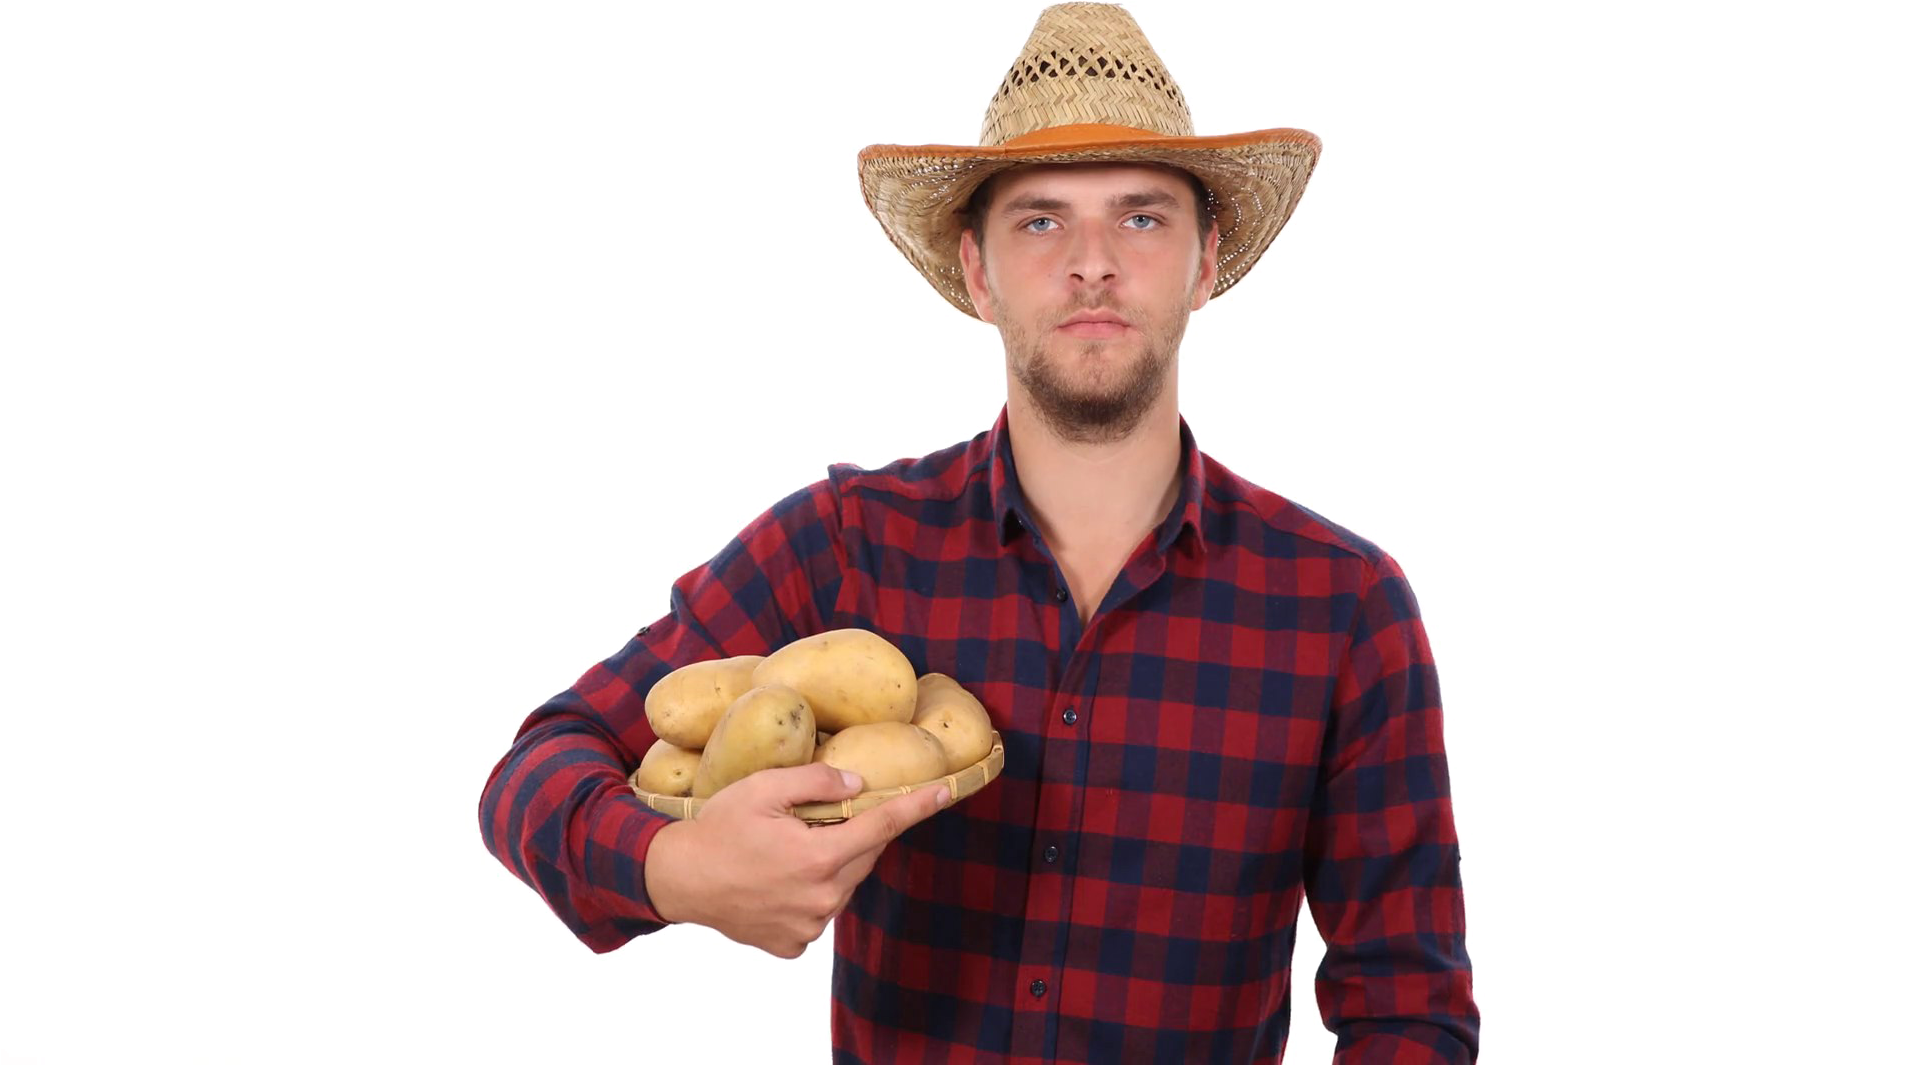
[1065,226,1120,286]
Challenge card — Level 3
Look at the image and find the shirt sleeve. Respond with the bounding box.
[1303,552,1480,1063]
[476,478,850,953]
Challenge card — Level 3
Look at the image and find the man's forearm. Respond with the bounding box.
[478,711,674,952]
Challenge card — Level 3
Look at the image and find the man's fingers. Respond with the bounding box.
[832,840,886,897]
[822,780,948,911]
[728,761,865,812]
[824,784,950,861]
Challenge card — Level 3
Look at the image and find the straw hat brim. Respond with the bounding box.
[858,126,1321,319]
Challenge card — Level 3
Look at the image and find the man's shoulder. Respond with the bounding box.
[822,429,993,506]
[1198,448,1390,568]
[752,429,991,544]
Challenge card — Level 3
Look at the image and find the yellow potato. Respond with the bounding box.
[644,654,765,748]
[691,684,817,798]
[752,628,916,732]
[811,721,948,792]
[911,673,995,773]
[633,738,702,796]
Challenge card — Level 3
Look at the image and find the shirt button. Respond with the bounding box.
[1061,706,1078,725]
[636,625,651,636]
[1043,845,1059,864]
[1053,587,1069,602]
[1030,979,1047,998]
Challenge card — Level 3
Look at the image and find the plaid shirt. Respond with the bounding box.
[479,407,1479,1063]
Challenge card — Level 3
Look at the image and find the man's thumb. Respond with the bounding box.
[747,761,864,810]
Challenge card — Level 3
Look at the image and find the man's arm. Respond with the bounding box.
[1303,553,1479,1063]
[475,479,850,953]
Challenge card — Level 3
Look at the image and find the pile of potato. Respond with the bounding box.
[634,628,995,799]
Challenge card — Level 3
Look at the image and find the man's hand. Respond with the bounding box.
[643,762,951,959]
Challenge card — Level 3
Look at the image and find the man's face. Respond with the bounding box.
[959,162,1220,444]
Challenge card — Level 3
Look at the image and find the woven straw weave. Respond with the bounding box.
[630,733,1006,825]
[857,3,1321,320]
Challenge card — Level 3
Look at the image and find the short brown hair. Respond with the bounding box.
[962,163,1217,253]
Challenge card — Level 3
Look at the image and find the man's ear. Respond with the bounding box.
[959,228,997,324]
[1191,222,1221,309]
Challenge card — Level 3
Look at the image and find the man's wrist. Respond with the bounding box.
[642,818,699,926]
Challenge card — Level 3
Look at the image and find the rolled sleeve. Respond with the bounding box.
[1305,553,1479,1062]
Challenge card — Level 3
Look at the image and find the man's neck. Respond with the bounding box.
[1003,387,1183,559]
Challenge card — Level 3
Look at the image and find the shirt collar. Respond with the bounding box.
[989,404,1208,558]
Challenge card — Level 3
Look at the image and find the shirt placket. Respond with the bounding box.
[1007,538,1166,1062]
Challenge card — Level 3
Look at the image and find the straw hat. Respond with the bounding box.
[857,3,1321,320]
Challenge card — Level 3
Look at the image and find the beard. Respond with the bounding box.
[992,285,1194,445]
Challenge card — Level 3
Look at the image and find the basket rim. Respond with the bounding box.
[629,732,1005,824]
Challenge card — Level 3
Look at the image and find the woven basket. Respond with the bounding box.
[629,732,1005,825]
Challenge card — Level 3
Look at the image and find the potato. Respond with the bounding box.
[752,629,916,732]
[911,673,995,773]
[633,738,702,796]
[812,721,948,791]
[644,654,765,748]
[691,684,817,798]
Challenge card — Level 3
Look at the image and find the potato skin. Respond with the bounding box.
[644,655,765,748]
[752,629,916,732]
[633,738,702,796]
[691,684,817,798]
[811,721,949,791]
[911,673,995,773]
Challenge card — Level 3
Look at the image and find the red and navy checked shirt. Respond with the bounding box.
[479,406,1479,1063]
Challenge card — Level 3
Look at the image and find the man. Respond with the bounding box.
[478,5,1478,1062]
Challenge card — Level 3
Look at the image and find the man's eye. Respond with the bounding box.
[1029,214,1160,233]
[1021,217,1059,233]
[1124,214,1160,229]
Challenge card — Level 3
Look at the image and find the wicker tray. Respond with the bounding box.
[629,732,1004,825]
